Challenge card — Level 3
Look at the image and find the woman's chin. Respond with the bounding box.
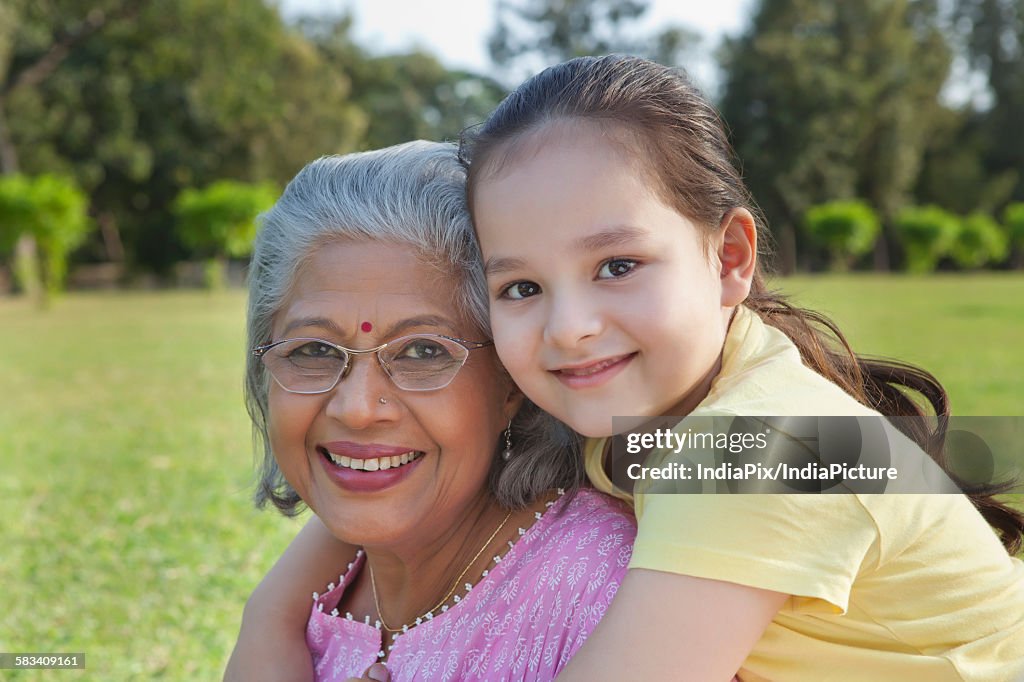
[318,512,418,552]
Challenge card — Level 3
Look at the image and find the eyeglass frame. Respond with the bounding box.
[251,333,494,394]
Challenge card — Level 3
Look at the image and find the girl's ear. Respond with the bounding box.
[717,208,757,307]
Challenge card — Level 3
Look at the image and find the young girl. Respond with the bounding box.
[227,55,1024,681]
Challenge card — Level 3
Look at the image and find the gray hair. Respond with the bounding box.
[244,141,583,516]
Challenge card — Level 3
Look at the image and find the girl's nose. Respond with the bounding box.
[542,292,604,350]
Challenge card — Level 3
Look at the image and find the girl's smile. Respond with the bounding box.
[549,352,637,389]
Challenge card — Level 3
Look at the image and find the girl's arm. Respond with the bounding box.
[556,568,787,681]
[224,515,357,682]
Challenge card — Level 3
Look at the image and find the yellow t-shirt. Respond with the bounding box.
[584,305,1024,681]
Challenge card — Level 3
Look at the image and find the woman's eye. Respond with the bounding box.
[597,258,637,279]
[292,342,339,358]
[396,340,450,361]
[501,281,541,300]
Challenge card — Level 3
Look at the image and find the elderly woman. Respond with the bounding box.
[226,141,636,681]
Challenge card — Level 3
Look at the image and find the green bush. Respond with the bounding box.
[174,181,277,288]
[804,200,880,269]
[1005,203,1024,247]
[0,174,92,304]
[1005,203,1024,268]
[894,205,959,273]
[951,212,1007,269]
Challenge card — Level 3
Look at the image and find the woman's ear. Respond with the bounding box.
[717,208,757,307]
[503,381,525,422]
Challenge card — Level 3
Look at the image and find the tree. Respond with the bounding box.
[913,108,1018,216]
[351,57,506,150]
[0,173,92,305]
[4,0,365,275]
[302,16,505,150]
[953,0,1024,204]
[719,0,952,272]
[0,0,144,299]
[487,0,699,83]
[174,180,276,289]
[803,200,880,270]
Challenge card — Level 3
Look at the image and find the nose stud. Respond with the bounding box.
[379,397,388,405]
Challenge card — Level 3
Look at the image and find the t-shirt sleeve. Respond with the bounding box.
[629,493,879,614]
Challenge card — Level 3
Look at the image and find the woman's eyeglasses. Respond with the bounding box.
[252,334,493,393]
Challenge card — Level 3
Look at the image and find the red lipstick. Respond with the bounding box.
[316,441,426,493]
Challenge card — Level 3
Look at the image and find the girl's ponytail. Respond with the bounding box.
[746,273,1024,555]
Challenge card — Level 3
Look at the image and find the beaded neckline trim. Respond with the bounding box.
[311,489,567,660]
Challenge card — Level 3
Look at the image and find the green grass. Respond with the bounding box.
[775,273,1024,416]
[0,291,302,680]
[0,275,1021,679]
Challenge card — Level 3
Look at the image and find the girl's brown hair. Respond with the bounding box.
[460,54,1023,554]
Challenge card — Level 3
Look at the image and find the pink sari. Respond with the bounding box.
[306,489,636,681]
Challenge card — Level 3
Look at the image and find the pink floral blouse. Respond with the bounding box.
[306,489,636,681]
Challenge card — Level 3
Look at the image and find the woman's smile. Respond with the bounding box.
[316,444,427,494]
[321,449,423,471]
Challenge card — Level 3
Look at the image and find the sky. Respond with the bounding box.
[276,0,752,93]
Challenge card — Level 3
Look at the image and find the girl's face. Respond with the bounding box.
[473,122,739,438]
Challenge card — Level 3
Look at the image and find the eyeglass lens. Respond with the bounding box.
[261,335,470,393]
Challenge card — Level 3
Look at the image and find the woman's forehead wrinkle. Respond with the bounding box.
[280,293,466,339]
[280,316,347,338]
[279,241,477,341]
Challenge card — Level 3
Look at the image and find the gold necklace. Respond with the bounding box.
[370,508,514,634]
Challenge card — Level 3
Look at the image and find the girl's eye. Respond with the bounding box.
[500,281,541,300]
[597,258,638,279]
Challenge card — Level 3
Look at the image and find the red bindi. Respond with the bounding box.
[360,321,373,333]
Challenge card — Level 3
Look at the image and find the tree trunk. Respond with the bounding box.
[872,230,891,271]
[777,223,797,275]
[0,101,18,173]
[0,103,43,305]
[98,211,125,261]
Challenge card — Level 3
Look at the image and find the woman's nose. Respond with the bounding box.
[323,355,394,428]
